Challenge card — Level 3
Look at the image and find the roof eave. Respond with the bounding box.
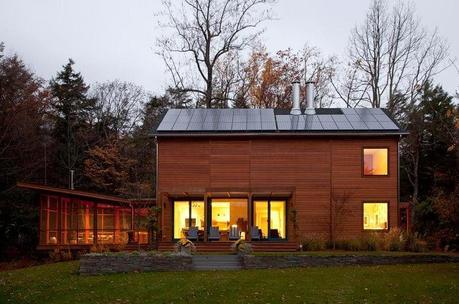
[154,131,409,137]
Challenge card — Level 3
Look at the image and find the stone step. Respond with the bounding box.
[191,255,242,270]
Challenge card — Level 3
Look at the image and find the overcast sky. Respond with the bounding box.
[1,0,458,99]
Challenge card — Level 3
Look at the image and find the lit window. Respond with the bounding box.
[253,200,286,239]
[363,148,388,175]
[173,200,204,239]
[363,202,388,230]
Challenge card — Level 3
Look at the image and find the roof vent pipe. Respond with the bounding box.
[290,81,301,115]
[304,81,316,115]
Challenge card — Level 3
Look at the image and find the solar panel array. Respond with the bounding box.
[156,109,277,132]
[156,108,400,133]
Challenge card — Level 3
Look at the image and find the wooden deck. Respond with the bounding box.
[158,241,298,252]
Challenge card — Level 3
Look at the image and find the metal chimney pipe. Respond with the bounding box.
[304,81,316,115]
[290,81,301,115]
[70,169,74,190]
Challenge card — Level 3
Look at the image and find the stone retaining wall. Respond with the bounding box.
[241,254,459,269]
[79,253,192,275]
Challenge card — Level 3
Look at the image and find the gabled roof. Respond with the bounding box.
[154,108,407,137]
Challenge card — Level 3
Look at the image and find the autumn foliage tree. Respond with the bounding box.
[242,46,335,109]
[83,142,136,197]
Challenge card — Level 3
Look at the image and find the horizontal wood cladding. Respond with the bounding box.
[157,136,399,241]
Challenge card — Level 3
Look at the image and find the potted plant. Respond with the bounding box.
[231,239,253,256]
[174,238,196,255]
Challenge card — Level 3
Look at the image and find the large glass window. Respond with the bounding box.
[173,200,204,239]
[363,148,388,175]
[363,202,388,230]
[253,199,287,240]
[211,199,248,240]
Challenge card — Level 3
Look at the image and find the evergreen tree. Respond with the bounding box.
[49,59,95,187]
[398,82,457,244]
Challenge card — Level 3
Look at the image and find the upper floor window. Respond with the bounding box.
[363,148,388,176]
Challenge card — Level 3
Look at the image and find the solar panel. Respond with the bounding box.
[247,121,262,130]
[349,121,368,129]
[232,122,246,131]
[219,109,233,123]
[380,121,399,129]
[217,122,232,131]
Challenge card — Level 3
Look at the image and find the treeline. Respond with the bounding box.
[0,47,173,257]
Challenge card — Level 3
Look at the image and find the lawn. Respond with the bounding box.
[0,261,458,304]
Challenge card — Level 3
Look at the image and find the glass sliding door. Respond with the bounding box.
[173,200,204,239]
[253,199,287,240]
[210,199,248,241]
[270,201,286,239]
[254,201,268,240]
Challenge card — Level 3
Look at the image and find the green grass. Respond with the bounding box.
[253,250,456,256]
[0,261,458,304]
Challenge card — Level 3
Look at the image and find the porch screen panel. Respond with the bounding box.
[97,204,114,244]
[40,195,59,245]
[174,201,189,239]
[78,201,94,244]
[270,201,286,239]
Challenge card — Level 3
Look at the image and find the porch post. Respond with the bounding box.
[204,192,208,242]
[247,192,252,241]
[93,202,98,245]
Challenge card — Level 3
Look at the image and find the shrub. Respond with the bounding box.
[89,244,110,253]
[49,248,73,262]
[383,228,405,251]
[404,232,428,252]
[110,244,126,252]
[231,239,253,255]
[301,234,327,251]
[358,233,382,251]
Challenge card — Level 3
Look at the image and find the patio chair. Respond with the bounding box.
[208,226,220,241]
[251,226,261,240]
[228,226,240,240]
[187,226,198,241]
[269,229,280,239]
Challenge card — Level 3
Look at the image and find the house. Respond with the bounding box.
[154,82,407,251]
[17,182,154,250]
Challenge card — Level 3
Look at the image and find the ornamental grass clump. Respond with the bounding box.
[231,239,253,255]
[301,233,327,251]
[383,228,405,251]
[174,238,196,255]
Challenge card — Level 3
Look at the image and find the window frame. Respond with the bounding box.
[252,198,288,241]
[362,201,390,231]
[362,147,390,177]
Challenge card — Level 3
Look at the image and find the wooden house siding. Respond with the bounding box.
[157,136,399,242]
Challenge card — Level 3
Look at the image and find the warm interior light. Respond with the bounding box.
[363,203,388,230]
[364,148,388,175]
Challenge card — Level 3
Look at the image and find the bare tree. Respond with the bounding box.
[156,0,274,108]
[330,191,353,250]
[91,80,146,140]
[330,63,370,108]
[342,0,449,108]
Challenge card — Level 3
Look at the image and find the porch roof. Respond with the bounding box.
[17,182,155,206]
